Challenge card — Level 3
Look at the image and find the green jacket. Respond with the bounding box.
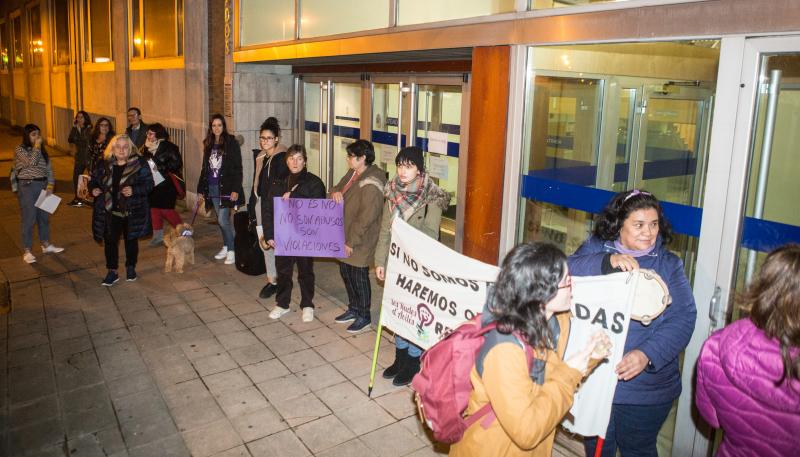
[330,164,387,267]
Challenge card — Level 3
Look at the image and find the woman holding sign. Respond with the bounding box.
[374,146,451,386]
[13,124,65,264]
[264,145,326,323]
[568,190,696,457]
[450,242,610,457]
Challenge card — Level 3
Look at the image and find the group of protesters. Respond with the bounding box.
[11,110,798,457]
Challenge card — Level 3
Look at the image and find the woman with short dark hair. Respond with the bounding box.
[450,242,609,457]
[696,244,800,457]
[142,122,183,246]
[264,145,325,323]
[13,124,64,263]
[568,189,696,457]
[197,114,244,265]
[68,110,92,207]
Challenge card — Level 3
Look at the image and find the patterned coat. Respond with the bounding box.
[89,156,154,241]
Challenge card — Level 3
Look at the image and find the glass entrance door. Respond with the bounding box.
[302,78,362,188]
[371,77,466,250]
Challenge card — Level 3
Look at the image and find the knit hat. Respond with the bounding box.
[395,146,425,173]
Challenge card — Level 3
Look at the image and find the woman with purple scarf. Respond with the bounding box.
[374,146,451,386]
[568,189,696,457]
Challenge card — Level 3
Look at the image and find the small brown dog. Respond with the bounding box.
[164,223,195,273]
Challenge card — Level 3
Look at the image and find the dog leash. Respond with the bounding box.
[190,194,232,226]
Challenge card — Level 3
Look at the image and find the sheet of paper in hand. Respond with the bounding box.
[273,197,345,258]
[561,272,637,439]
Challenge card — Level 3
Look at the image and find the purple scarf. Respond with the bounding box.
[614,239,656,257]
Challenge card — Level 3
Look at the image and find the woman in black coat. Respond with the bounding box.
[265,145,326,323]
[89,134,153,286]
[142,123,183,246]
[197,114,244,265]
[67,110,92,207]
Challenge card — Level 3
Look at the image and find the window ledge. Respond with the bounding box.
[83,61,115,72]
[129,56,184,70]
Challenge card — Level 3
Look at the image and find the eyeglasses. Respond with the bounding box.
[558,275,573,290]
[259,136,276,141]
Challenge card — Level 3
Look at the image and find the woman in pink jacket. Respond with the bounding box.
[695,243,800,457]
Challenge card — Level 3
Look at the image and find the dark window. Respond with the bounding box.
[53,0,71,65]
[85,0,112,62]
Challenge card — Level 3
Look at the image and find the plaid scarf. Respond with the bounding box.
[102,157,142,213]
[385,173,429,221]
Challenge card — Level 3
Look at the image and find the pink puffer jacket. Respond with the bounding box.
[696,318,800,457]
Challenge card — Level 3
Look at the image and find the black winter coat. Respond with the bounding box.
[68,126,92,160]
[90,156,154,241]
[144,140,182,209]
[197,135,244,209]
[247,149,289,222]
[264,169,326,240]
[126,123,149,149]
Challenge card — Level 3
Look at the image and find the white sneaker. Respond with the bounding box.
[23,252,36,264]
[224,251,235,265]
[214,247,228,260]
[302,307,314,323]
[42,244,64,254]
[269,306,290,319]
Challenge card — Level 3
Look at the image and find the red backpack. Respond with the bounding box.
[411,315,533,443]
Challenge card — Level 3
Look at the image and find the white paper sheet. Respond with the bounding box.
[148,159,165,186]
[427,131,448,155]
[34,190,61,214]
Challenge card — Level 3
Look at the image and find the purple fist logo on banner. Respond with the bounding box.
[273,198,346,258]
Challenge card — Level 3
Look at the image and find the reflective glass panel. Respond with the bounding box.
[398,0,516,25]
[416,84,461,249]
[519,42,720,456]
[372,83,403,180]
[12,16,22,67]
[86,0,111,62]
[303,82,325,180]
[143,0,183,57]
[300,0,389,38]
[332,83,361,184]
[0,22,9,71]
[53,0,71,65]
[240,0,295,45]
[28,5,42,67]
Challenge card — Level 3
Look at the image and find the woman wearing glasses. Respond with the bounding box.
[568,190,697,457]
[88,117,115,176]
[250,117,289,298]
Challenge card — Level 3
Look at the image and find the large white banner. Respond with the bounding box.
[379,217,499,350]
[562,273,637,438]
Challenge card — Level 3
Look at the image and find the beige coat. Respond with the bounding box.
[330,164,386,267]
[449,312,583,457]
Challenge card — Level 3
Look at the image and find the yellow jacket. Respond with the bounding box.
[449,312,582,457]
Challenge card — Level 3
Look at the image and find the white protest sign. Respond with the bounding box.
[380,217,499,350]
[562,272,636,438]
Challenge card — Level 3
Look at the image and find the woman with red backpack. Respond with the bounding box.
[449,242,610,457]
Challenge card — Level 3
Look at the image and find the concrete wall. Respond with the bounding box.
[230,63,294,203]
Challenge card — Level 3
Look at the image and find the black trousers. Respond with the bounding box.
[338,262,371,319]
[275,255,315,309]
[104,215,139,270]
[72,150,87,197]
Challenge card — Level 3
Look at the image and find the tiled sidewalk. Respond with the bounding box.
[0,225,447,457]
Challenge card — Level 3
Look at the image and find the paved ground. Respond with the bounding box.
[0,124,580,457]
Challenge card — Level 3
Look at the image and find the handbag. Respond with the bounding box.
[169,173,186,199]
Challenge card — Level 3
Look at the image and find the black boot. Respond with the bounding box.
[382,347,408,379]
[393,354,420,386]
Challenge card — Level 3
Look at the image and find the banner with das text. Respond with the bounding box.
[562,272,636,438]
[380,217,499,350]
[273,197,345,258]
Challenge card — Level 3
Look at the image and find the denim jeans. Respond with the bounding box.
[17,179,50,250]
[583,401,673,457]
[209,185,234,250]
[395,336,422,358]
